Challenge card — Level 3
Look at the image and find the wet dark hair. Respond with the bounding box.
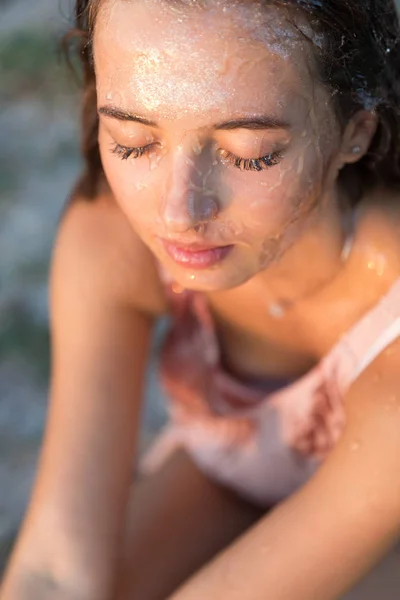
[67,0,400,201]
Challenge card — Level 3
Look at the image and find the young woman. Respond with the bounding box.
[2,1,400,598]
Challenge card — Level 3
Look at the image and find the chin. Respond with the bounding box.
[172,264,253,293]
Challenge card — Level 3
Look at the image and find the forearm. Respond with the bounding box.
[169,491,395,600]
[0,443,133,600]
[169,464,399,600]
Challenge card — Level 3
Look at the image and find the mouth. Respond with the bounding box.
[159,238,233,269]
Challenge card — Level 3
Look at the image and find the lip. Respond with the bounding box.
[160,239,233,269]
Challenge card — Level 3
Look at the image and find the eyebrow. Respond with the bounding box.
[98,105,290,131]
[99,106,157,126]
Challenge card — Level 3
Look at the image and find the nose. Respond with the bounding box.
[160,149,219,234]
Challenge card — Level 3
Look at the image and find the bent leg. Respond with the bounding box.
[116,450,263,600]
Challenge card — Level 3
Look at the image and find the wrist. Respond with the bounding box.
[0,568,112,600]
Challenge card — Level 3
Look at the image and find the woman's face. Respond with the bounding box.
[95,0,343,291]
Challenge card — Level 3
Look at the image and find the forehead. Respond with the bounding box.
[94,0,318,122]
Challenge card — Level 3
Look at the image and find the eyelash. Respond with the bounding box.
[110,143,282,172]
[217,149,282,171]
[111,143,149,160]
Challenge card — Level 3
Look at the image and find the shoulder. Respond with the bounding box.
[52,191,168,316]
[341,187,400,312]
[343,195,400,421]
[308,188,400,352]
[338,332,400,509]
[344,189,400,392]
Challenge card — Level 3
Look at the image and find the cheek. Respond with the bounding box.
[236,156,325,267]
[226,144,325,238]
[276,141,326,209]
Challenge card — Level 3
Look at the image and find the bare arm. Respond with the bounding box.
[170,341,400,600]
[0,194,166,600]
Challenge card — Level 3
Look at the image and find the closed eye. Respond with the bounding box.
[110,142,153,160]
[217,149,283,171]
[110,142,283,172]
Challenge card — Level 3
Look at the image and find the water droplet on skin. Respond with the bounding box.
[189,274,195,280]
[147,151,164,171]
[185,157,196,168]
[296,154,304,175]
[192,141,202,156]
[384,395,398,412]
[150,157,160,171]
[172,283,184,294]
[351,441,361,452]
[106,91,112,100]
[367,254,386,277]
[268,302,285,319]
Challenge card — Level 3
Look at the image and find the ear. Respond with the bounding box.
[338,110,378,167]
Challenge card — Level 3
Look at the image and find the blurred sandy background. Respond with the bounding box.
[0,0,166,570]
[1,0,400,576]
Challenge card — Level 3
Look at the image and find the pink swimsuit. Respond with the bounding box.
[142,277,400,507]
